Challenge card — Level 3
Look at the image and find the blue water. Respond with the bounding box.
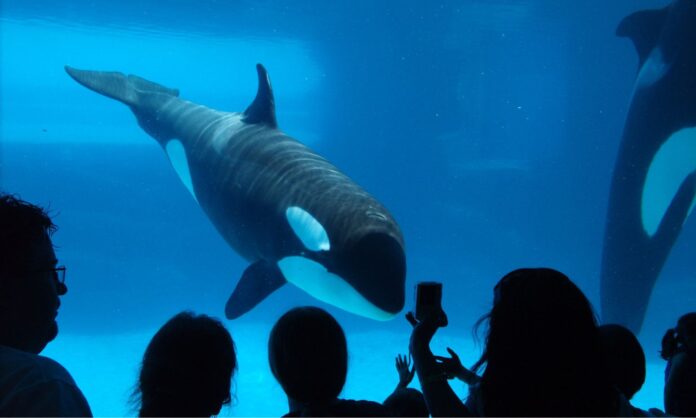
[2,0,694,415]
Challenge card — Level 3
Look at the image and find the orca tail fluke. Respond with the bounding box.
[64,66,179,107]
[616,7,669,67]
[225,260,286,319]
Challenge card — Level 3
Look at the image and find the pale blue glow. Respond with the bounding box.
[285,206,331,251]
[278,256,395,321]
[165,139,198,204]
[636,48,670,91]
[642,128,696,236]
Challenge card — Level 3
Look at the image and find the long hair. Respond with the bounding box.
[473,268,616,416]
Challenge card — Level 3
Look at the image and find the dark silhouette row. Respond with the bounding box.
[1,193,694,417]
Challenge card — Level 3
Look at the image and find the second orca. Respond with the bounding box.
[601,0,696,333]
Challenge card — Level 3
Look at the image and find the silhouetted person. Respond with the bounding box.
[0,193,92,416]
[408,268,618,417]
[268,306,390,417]
[599,324,646,400]
[384,388,428,417]
[660,312,696,417]
[383,355,428,417]
[132,311,236,417]
[599,324,656,416]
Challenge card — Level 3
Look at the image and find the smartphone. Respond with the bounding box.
[415,281,442,321]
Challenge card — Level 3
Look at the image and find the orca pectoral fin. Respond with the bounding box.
[225,260,286,319]
[616,7,668,67]
[653,171,696,250]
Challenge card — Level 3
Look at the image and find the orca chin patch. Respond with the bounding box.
[277,256,395,321]
[165,139,198,203]
[642,127,696,236]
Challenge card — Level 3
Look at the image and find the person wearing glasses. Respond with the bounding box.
[0,194,92,416]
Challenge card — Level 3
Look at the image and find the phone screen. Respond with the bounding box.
[416,282,442,320]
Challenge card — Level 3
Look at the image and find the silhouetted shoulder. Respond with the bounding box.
[666,351,696,416]
[0,345,92,417]
[285,399,391,417]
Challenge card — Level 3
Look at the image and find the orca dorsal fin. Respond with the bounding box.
[243,64,278,128]
[616,7,669,67]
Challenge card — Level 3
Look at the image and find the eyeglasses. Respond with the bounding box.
[52,266,67,285]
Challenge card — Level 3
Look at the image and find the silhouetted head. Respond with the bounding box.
[599,324,646,400]
[134,311,236,417]
[676,312,696,347]
[662,312,696,360]
[662,311,696,417]
[268,306,347,405]
[383,388,429,417]
[473,268,615,416]
[0,194,66,354]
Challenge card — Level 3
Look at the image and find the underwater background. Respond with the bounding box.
[1,0,695,415]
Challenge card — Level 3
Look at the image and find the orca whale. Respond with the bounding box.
[601,0,696,333]
[65,64,406,321]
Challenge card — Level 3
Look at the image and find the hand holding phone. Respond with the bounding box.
[407,282,448,359]
[415,281,444,323]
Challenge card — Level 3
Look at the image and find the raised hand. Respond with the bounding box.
[395,354,415,388]
[405,310,448,358]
